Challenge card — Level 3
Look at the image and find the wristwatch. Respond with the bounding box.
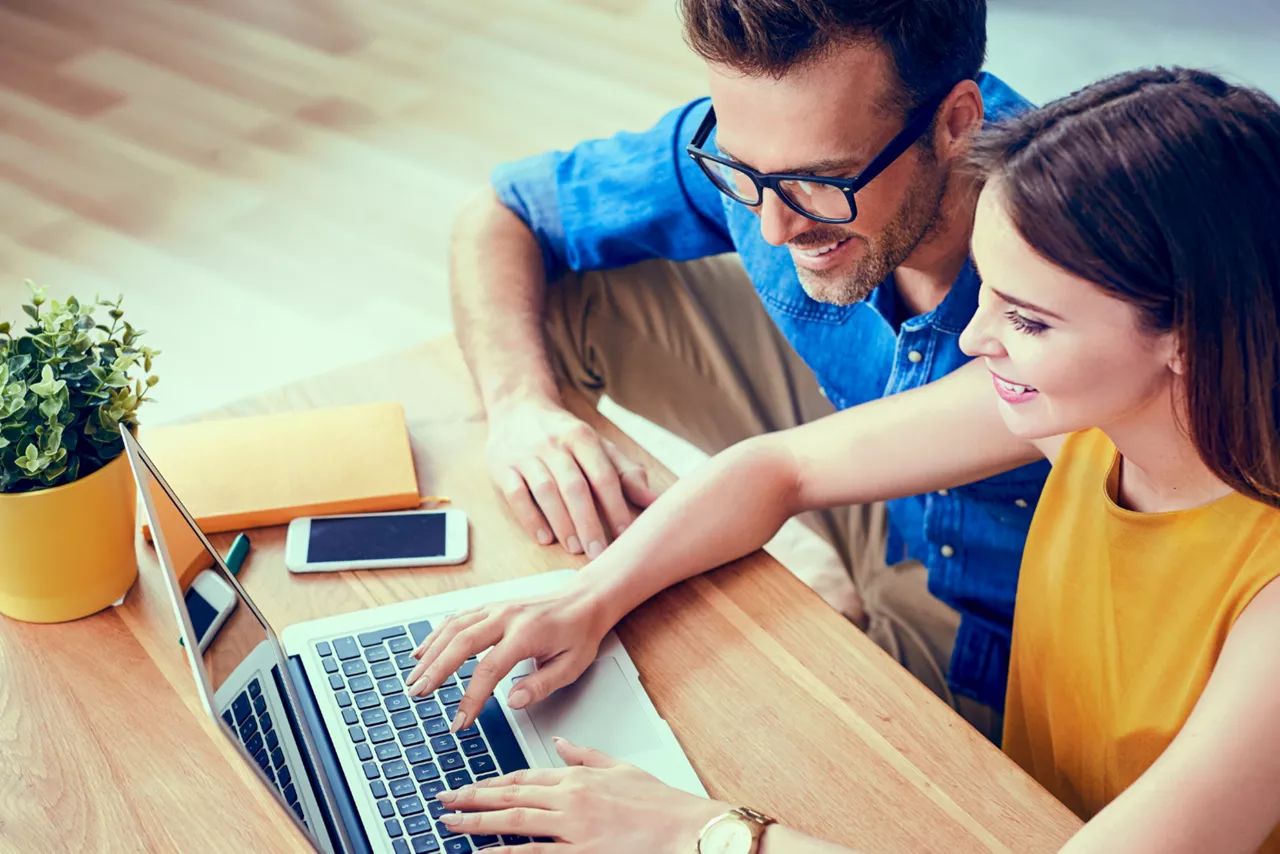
[696,806,777,854]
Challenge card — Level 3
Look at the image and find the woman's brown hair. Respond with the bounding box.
[969,67,1280,507]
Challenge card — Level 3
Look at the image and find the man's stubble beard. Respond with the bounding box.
[795,152,950,306]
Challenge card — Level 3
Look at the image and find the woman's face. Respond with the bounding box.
[959,183,1179,440]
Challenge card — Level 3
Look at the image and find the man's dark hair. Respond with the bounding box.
[679,0,987,113]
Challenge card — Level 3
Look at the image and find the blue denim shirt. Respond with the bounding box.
[492,73,1050,712]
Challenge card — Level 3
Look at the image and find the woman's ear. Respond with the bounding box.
[1166,334,1187,376]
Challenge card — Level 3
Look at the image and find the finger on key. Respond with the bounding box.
[413,606,487,659]
[449,640,525,732]
[407,610,488,687]
[408,617,503,697]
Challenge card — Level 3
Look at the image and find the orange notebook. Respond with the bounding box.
[140,401,421,586]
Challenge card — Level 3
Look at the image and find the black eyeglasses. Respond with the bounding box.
[685,86,954,224]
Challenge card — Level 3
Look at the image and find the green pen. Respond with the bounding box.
[180,533,251,648]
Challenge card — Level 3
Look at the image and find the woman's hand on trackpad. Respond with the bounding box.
[405,579,616,733]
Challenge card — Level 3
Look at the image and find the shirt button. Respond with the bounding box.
[937,488,949,496]
[907,350,923,363]
[1015,498,1029,508]
[940,544,955,558]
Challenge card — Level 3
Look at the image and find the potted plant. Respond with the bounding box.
[0,282,160,622]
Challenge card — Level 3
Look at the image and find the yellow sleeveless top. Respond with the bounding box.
[1003,429,1280,849]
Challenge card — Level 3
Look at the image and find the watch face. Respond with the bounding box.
[701,817,754,854]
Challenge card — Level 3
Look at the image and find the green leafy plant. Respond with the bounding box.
[0,281,160,493]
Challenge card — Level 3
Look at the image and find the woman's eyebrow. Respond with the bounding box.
[991,287,1068,322]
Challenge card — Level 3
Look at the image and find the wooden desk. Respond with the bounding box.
[0,338,1082,853]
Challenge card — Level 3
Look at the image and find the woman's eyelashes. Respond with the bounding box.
[1004,309,1049,336]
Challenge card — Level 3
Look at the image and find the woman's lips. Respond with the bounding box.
[991,373,1039,404]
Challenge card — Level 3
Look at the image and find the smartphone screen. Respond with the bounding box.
[185,586,219,642]
[307,513,447,563]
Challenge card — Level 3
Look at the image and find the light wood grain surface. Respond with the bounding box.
[0,338,1081,853]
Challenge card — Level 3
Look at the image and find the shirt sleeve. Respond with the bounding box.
[490,98,734,282]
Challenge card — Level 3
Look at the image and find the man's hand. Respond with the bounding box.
[485,398,657,556]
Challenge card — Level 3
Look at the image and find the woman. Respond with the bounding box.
[408,68,1280,853]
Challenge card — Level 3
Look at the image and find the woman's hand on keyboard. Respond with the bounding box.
[405,579,616,733]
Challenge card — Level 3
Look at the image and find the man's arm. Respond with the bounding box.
[1055,577,1280,854]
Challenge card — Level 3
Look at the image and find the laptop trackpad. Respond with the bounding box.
[522,658,663,764]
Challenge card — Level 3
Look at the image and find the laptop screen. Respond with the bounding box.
[128,434,329,852]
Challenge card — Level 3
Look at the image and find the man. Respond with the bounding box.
[448,0,1047,738]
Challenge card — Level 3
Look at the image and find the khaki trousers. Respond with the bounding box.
[544,255,1001,742]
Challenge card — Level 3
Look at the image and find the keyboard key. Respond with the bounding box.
[279,766,292,788]
[478,697,529,776]
[329,674,346,691]
[363,761,380,780]
[420,780,446,799]
[361,626,408,647]
[355,692,381,710]
[406,746,433,765]
[438,687,464,706]
[238,717,258,743]
[366,646,391,663]
[439,753,465,773]
[379,677,406,696]
[408,621,434,646]
[397,795,425,816]
[442,840,471,854]
[271,747,286,769]
[471,836,499,849]
[402,813,433,834]
[385,818,404,838]
[400,729,426,747]
[416,701,443,720]
[342,660,368,677]
[221,710,234,728]
[396,654,419,671]
[369,725,396,744]
[392,710,419,729]
[445,771,472,789]
[389,637,414,654]
[500,836,531,846]
[363,708,389,727]
[390,778,417,798]
[436,821,459,840]
[377,742,403,762]
[342,709,359,726]
[386,695,412,713]
[260,713,274,734]
[357,744,373,762]
[461,739,487,757]
[372,661,398,680]
[349,675,375,693]
[456,723,480,740]
[265,766,276,784]
[428,800,451,820]
[232,693,252,725]
[335,691,353,708]
[316,641,333,657]
[394,840,411,854]
[430,735,457,754]
[458,659,478,679]
[248,678,262,698]
[323,657,340,674]
[384,760,410,779]
[283,782,297,804]
[445,705,460,722]
[244,732,264,757]
[413,762,440,783]
[468,756,496,776]
[379,799,396,819]
[253,695,268,716]
[254,747,270,770]
[333,637,361,660]
[349,726,367,744]
[424,718,450,737]
[292,803,305,821]
[413,835,441,853]
[476,773,498,781]
[370,781,388,799]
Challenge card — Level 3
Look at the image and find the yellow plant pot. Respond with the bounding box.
[0,452,139,623]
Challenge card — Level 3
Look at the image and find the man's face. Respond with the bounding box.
[707,42,949,305]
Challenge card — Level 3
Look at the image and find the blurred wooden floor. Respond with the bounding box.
[0,0,705,424]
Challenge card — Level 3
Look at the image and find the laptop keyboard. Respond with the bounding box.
[319,621,545,853]
[221,676,311,832]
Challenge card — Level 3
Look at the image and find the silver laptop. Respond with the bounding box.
[123,429,705,854]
